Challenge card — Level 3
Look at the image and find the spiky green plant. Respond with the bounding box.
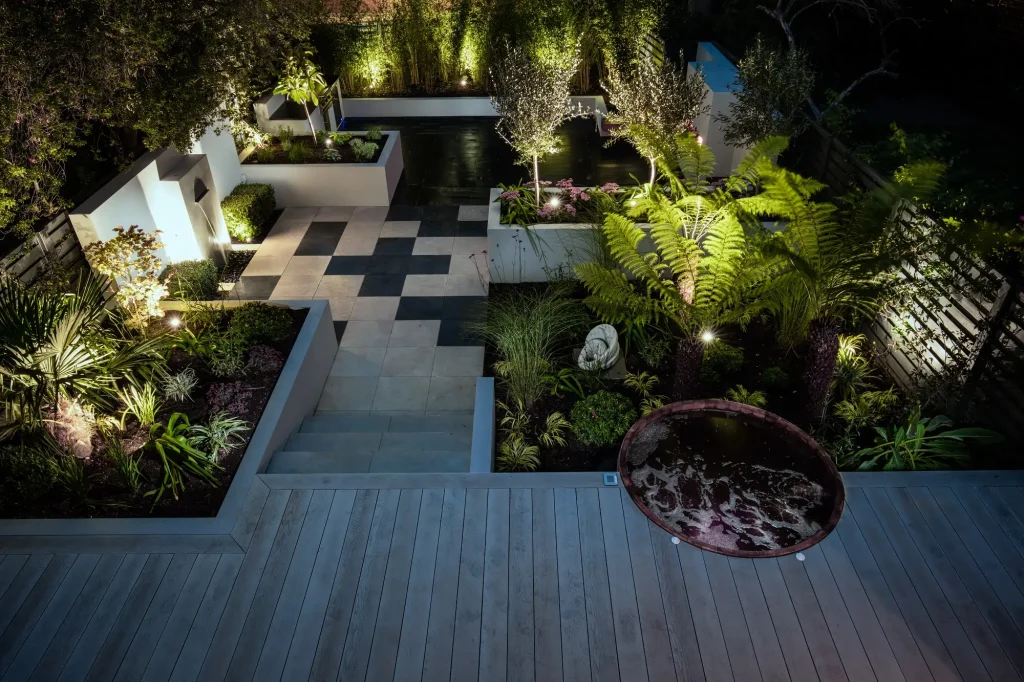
[467,286,587,408]
[189,412,250,462]
[538,412,570,449]
[725,384,768,408]
[834,388,898,431]
[147,413,221,503]
[0,273,166,436]
[118,382,161,429]
[575,136,787,399]
[496,433,540,472]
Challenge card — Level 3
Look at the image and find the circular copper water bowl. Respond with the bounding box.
[618,399,845,558]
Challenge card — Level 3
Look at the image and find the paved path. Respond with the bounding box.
[3,471,1024,681]
[232,204,489,415]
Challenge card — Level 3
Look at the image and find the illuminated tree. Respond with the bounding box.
[274,50,330,143]
[490,41,584,205]
[603,54,709,185]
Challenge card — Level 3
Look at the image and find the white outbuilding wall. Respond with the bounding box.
[689,42,749,177]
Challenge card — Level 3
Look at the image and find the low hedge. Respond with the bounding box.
[161,259,220,300]
[222,183,275,242]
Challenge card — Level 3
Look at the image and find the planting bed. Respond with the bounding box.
[242,134,389,165]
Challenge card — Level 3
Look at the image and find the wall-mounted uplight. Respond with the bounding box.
[701,330,715,343]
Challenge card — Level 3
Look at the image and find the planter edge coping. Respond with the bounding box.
[236,130,399,169]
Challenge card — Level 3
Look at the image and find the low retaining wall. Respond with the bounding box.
[0,299,337,552]
[470,377,496,473]
[341,96,608,120]
[240,131,403,207]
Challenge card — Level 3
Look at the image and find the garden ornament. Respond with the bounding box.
[578,324,620,371]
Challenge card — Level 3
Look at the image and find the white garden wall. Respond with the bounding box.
[689,42,749,177]
[190,124,242,199]
[70,129,232,266]
[239,131,404,207]
[254,93,326,137]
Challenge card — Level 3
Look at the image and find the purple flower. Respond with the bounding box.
[537,208,552,219]
[499,190,521,200]
[556,178,574,189]
[599,182,619,192]
[580,192,590,201]
[538,180,552,186]
[564,204,577,216]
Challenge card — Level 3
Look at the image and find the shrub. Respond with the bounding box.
[365,126,382,141]
[83,225,167,329]
[229,302,292,343]
[161,259,219,300]
[350,138,378,161]
[701,341,744,386]
[222,183,275,243]
[570,391,637,447]
[322,147,342,162]
[289,142,313,163]
[207,331,247,377]
[329,131,352,145]
[277,127,294,151]
[254,146,276,163]
[0,445,56,500]
[761,366,791,393]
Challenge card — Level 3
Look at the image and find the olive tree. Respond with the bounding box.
[603,55,709,185]
[490,41,584,205]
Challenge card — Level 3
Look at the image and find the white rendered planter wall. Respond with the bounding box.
[341,95,607,119]
[240,131,404,207]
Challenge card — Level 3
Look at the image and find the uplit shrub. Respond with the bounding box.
[83,225,167,329]
[221,183,275,243]
[161,259,219,301]
[229,302,292,344]
[570,391,636,447]
[701,341,744,386]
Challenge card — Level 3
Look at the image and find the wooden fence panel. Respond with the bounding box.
[0,213,87,289]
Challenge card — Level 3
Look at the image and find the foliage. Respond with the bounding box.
[761,366,791,393]
[701,342,744,386]
[255,146,277,163]
[497,433,541,472]
[718,36,814,148]
[490,39,584,203]
[365,126,383,141]
[542,367,586,400]
[467,285,587,407]
[278,127,295,151]
[206,381,252,415]
[570,391,636,446]
[289,142,314,163]
[0,0,321,236]
[496,181,539,226]
[849,408,1001,471]
[105,436,143,494]
[162,369,198,402]
[725,385,768,408]
[274,49,330,141]
[0,273,166,435]
[574,137,785,397]
[147,412,221,502]
[231,119,269,151]
[190,411,249,462]
[83,226,168,329]
[229,302,293,344]
[118,382,161,429]
[0,444,56,501]
[834,388,897,431]
[51,452,92,504]
[245,345,286,375]
[831,334,876,402]
[624,371,667,416]
[206,331,247,378]
[538,412,571,449]
[329,131,353,145]
[222,183,276,243]
[161,259,220,301]
[323,147,342,162]
[350,138,379,162]
[603,54,708,184]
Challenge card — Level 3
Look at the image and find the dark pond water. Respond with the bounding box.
[625,414,839,554]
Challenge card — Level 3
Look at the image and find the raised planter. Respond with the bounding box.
[239,131,403,207]
[0,299,336,552]
[342,95,608,121]
[618,399,845,558]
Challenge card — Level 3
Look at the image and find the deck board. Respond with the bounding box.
[3,475,1024,682]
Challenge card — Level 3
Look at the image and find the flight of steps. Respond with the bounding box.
[267,411,475,474]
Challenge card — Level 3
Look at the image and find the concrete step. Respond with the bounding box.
[300,413,392,433]
[300,412,474,435]
[284,431,383,453]
[286,430,471,453]
[267,449,470,474]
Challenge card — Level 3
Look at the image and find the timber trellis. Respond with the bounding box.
[0,212,86,288]
[789,124,1024,442]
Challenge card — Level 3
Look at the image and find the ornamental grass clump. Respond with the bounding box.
[466,285,587,408]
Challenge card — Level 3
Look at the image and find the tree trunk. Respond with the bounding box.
[649,156,657,186]
[533,153,541,205]
[803,318,841,422]
[673,337,704,400]
[304,103,316,144]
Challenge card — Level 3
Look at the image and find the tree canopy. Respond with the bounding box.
[0,0,324,237]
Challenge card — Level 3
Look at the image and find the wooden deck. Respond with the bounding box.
[2,473,1024,681]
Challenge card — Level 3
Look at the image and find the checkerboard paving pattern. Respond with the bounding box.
[234,205,489,414]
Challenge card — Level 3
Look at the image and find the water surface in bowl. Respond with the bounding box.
[626,413,837,553]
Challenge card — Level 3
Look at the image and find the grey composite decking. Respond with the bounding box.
[2,473,1024,681]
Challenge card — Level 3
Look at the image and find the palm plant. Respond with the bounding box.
[725,384,768,408]
[0,273,166,437]
[274,50,329,143]
[574,136,785,399]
